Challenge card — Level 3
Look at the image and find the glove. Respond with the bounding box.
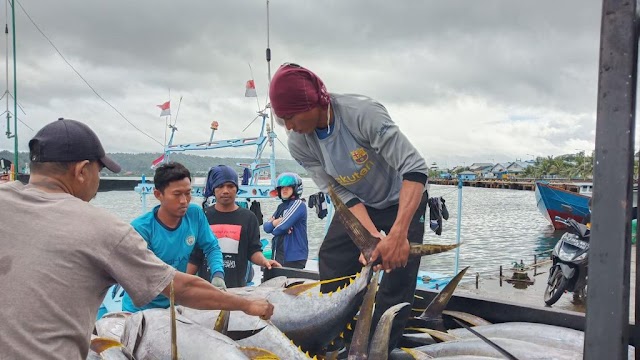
[211,275,227,291]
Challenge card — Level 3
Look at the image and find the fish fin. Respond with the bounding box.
[451,318,519,360]
[214,310,230,335]
[90,337,136,360]
[442,310,492,326]
[283,273,358,296]
[405,327,458,342]
[238,346,279,359]
[400,347,433,360]
[226,327,268,341]
[347,269,381,359]
[89,337,124,353]
[368,303,410,358]
[328,185,379,260]
[409,243,460,256]
[418,266,469,323]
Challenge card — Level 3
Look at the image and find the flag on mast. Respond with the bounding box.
[245,80,257,97]
[151,154,165,169]
[157,101,171,116]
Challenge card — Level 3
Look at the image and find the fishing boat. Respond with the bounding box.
[535,181,590,229]
[536,181,637,230]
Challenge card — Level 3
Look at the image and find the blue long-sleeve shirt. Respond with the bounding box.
[122,204,223,312]
[263,199,308,262]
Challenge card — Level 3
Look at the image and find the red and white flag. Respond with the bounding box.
[157,101,171,117]
[245,80,257,97]
[151,154,165,169]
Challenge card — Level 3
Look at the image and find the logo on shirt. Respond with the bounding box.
[335,160,375,186]
[350,148,369,165]
[185,235,195,246]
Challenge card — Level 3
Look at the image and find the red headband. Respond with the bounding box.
[269,64,330,119]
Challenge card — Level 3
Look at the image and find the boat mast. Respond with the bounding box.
[266,0,276,185]
[10,0,15,179]
[4,0,17,179]
[4,0,9,140]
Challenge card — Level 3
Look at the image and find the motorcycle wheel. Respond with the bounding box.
[544,267,569,306]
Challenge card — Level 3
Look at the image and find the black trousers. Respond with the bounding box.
[318,191,428,353]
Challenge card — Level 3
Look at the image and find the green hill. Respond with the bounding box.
[0,151,306,177]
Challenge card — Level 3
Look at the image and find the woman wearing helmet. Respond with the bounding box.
[263,172,309,269]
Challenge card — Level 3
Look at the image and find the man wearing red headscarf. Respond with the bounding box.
[270,63,430,355]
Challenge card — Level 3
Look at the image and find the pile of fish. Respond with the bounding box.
[88,264,408,359]
[87,186,637,359]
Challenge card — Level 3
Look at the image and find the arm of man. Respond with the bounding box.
[357,101,429,270]
[165,272,273,318]
[187,245,204,275]
[247,212,280,269]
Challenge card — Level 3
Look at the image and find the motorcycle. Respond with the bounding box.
[543,216,590,306]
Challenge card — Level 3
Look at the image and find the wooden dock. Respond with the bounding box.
[429,178,585,193]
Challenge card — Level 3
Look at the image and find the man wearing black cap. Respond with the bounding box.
[0,118,274,360]
[188,164,280,288]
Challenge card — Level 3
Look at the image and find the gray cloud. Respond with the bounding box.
[0,0,610,166]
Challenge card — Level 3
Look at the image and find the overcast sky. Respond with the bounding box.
[0,0,625,168]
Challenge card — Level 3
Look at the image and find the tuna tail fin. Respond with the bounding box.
[368,302,411,359]
[442,310,492,326]
[451,318,520,360]
[399,347,432,360]
[347,269,381,359]
[404,327,459,342]
[328,185,379,260]
[214,310,230,335]
[238,347,280,359]
[329,185,460,263]
[409,243,459,256]
[89,337,135,360]
[414,266,469,330]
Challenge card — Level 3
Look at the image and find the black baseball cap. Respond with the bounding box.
[29,118,121,173]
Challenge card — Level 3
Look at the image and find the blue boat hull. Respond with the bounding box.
[535,182,590,230]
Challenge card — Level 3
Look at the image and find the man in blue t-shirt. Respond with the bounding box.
[122,162,225,312]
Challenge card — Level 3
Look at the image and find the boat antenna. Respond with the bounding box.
[266,0,273,132]
[5,0,11,140]
[172,96,183,127]
[163,88,169,148]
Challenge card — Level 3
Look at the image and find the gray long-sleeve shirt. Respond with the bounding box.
[288,93,428,210]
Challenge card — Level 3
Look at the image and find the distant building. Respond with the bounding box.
[458,171,477,180]
[468,163,493,171]
[438,171,452,179]
[506,161,532,177]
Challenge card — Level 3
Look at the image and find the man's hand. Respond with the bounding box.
[369,229,410,272]
[263,259,281,270]
[211,276,227,291]
[272,217,283,226]
[359,231,383,266]
[243,299,274,320]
